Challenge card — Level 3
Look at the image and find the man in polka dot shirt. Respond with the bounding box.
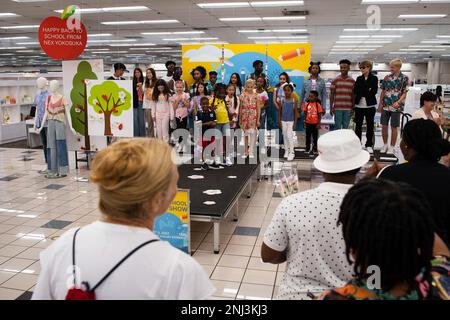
[262,129,370,300]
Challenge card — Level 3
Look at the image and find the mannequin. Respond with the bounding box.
[33,77,50,173]
[39,80,75,178]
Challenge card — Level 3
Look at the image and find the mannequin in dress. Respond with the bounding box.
[33,77,50,172]
[39,80,76,178]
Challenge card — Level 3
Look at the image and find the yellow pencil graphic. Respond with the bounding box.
[278,48,306,61]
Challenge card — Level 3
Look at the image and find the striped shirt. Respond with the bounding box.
[330,75,355,110]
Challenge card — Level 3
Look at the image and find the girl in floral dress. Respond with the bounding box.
[239,79,261,158]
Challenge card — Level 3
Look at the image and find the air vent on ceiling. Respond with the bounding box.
[292,32,309,36]
[282,10,309,16]
[193,27,209,31]
[124,36,144,39]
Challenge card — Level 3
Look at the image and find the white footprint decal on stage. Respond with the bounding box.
[203,190,222,195]
[188,175,204,180]
[227,176,237,179]
[203,201,216,205]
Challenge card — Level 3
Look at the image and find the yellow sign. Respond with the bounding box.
[153,189,190,253]
[182,43,311,94]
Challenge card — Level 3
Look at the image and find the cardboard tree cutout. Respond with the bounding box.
[70,61,98,148]
[87,81,132,136]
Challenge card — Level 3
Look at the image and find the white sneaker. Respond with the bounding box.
[380,144,388,154]
[387,146,394,155]
[225,157,233,167]
[287,153,295,161]
[215,157,222,165]
[284,150,289,159]
[366,146,374,154]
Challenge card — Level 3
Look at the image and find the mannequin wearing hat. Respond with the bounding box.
[38,80,76,178]
[33,77,50,170]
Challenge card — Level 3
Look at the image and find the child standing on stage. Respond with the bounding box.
[151,79,174,143]
[210,84,232,167]
[239,79,261,159]
[170,80,191,152]
[225,84,240,129]
[198,97,217,170]
[302,90,324,154]
[278,84,298,161]
[256,76,269,129]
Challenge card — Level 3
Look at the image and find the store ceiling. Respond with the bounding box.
[0,0,449,68]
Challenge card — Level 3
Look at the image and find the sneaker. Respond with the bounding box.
[208,163,224,170]
[283,151,289,159]
[387,146,395,155]
[201,163,209,170]
[366,146,374,154]
[225,157,233,167]
[204,158,214,165]
[287,153,295,161]
[249,154,255,159]
[38,169,47,174]
[380,144,388,154]
[241,154,248,159]
[215,157,223,165]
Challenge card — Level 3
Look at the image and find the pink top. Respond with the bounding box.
[150,95,175,120]
[170,92,190,119]
[47,96,65,123]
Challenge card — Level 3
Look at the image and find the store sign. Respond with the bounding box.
[38,16,87,60]
[153,190,191,254]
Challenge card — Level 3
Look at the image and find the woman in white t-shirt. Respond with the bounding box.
[32,138,215,300]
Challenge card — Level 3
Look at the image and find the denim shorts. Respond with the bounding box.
[380,109,401,128]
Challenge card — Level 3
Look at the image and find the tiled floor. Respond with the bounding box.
[0,130,394,300]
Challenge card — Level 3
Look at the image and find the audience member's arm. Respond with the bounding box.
[261,243,287,264]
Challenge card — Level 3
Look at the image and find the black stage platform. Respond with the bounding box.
[267,146,398,163]
[178,162,259,253]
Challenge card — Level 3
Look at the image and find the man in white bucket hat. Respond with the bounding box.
[262,129,370,300]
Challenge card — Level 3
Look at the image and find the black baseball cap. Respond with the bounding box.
[113,63,129,73]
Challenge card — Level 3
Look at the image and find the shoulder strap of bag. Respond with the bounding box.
[71,228,159,292]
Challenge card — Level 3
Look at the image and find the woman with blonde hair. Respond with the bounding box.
[32,138,215,300]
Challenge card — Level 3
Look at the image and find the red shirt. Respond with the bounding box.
[302,102,324,124]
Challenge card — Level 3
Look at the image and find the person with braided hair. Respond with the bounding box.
[319,179,449,300]
[369,119,450,247]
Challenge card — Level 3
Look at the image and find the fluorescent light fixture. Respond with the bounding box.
[55,6,150,14]
[88,39,135,43]
[0,25,39,29]
[0,36,29,40]
[421,40,450,43]
[398,14,447,18]
[220,17,262,22]
[0,13,19,17]
[238,29,307,33]
[248,36,277,39]
[371,35,403,38]
[441,54,450,57]
[197,2,250,8]
[329,51,369,54]
[88,33,113,37]
[102,20,179,25]
[336,40,392,44]
[109,43,156,47]
[141,31,205,35]
[85,48,109,51]
[400,48,445,51]
[0,46,26,50]
[410,45,446,47]
[343,28,418,31]
[262,16,305,21]
[362,0,418,3]
[340,35,370,38]
[251,1,304,6]
[162,37,218,41]
[12,0,55,2]
[436,35,450,38]
[16,50,35,52]
[16,42,39,45]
